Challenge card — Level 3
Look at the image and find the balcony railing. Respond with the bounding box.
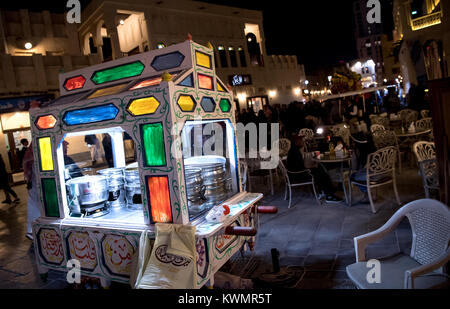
[411,11,442,31]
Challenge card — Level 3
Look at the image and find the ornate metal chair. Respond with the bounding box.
[371,115,390,128]
[420,110,430,119]
[330,124,351,146]
[246,157,274,195]
[399,109,419,128]
[372,130,403,173]
[298,128,315,151]
[279,159,321,209]
[370,124,386,133]
[415,118,433,132]
[346,199,450,289]
[279,138,291,159]
[349,146,401,213]
[413,142,439,199]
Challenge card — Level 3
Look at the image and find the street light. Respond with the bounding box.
[24,42,33,50]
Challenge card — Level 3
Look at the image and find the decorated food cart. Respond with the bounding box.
[29,39,275,288]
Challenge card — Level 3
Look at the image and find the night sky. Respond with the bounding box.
[1,0,394,74]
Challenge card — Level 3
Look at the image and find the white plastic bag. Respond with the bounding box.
[134,223,197,289]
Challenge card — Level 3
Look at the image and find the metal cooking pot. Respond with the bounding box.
[66,175,109,206]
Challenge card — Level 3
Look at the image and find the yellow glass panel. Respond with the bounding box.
[88,83,127,99]
[196,51,211,69]
[177,95,195,112]
[217,82,225,92]
[39,137,53,171]
[128,97,160,116]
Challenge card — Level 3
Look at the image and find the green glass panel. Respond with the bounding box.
[42,178,60,218]
[142,123,166,167]
[219,98,231,112]
[92,61,145,84]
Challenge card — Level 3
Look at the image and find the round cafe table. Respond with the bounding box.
[312,153,352,205]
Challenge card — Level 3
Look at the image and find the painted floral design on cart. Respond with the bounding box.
[196,239,206,267]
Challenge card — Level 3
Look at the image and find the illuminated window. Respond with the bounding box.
[228,47,238,67]
[156,42,166,49]
[218,46,228,68]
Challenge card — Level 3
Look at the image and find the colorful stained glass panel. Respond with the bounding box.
[196,51,211,69]
[36,115,57,130]
[141,123,166,166]
[91,61,145,85]
[151,52,185,71]
[198,74,213,90]
[39,137,54,171]
[88,83,128,99]
[64,75,86,91]
[42,178,60,217]
[128,97,160,116]
[63,104,119,126]
[147,176,172,223]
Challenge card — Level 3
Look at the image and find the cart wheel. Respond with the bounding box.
[40,273,48,282]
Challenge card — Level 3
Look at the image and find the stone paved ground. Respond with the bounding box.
[0,166,446,289]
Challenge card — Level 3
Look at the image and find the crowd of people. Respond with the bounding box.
[236,85,429,140]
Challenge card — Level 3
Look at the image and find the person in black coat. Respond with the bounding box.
[287,135,342,203]
[0,154,20,204]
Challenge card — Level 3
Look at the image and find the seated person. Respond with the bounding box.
[287,135,342,203]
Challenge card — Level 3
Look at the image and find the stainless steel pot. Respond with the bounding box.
[66,175,109,206]
[125,183,142,210]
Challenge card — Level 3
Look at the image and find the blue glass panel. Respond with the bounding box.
[151,52,185,71]
[63,104,119,126]
[178,74,194,88]
[200,97,216,112]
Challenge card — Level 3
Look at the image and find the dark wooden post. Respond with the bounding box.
[428,78,450,205]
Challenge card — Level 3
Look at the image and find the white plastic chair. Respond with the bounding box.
[415,118,433,132]
[420,110,430,119]
[346,199,450,289]
[279,159,321,208]
[349,146,401,213]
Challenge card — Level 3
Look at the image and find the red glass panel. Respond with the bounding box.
[147,176,172,223]
[198,74,213,90]
[36,115,57,130]
[64,75,86,91]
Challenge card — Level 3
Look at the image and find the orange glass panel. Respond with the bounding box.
[147,176,172,223]
[198,74,213,90]
[130,77,162,90]
[36,115,57,129]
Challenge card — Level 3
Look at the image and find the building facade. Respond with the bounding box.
[393,0,449,92]
[353,0,386,84]
[0,0,305,176]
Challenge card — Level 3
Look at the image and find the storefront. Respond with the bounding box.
[0,95,53,183]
